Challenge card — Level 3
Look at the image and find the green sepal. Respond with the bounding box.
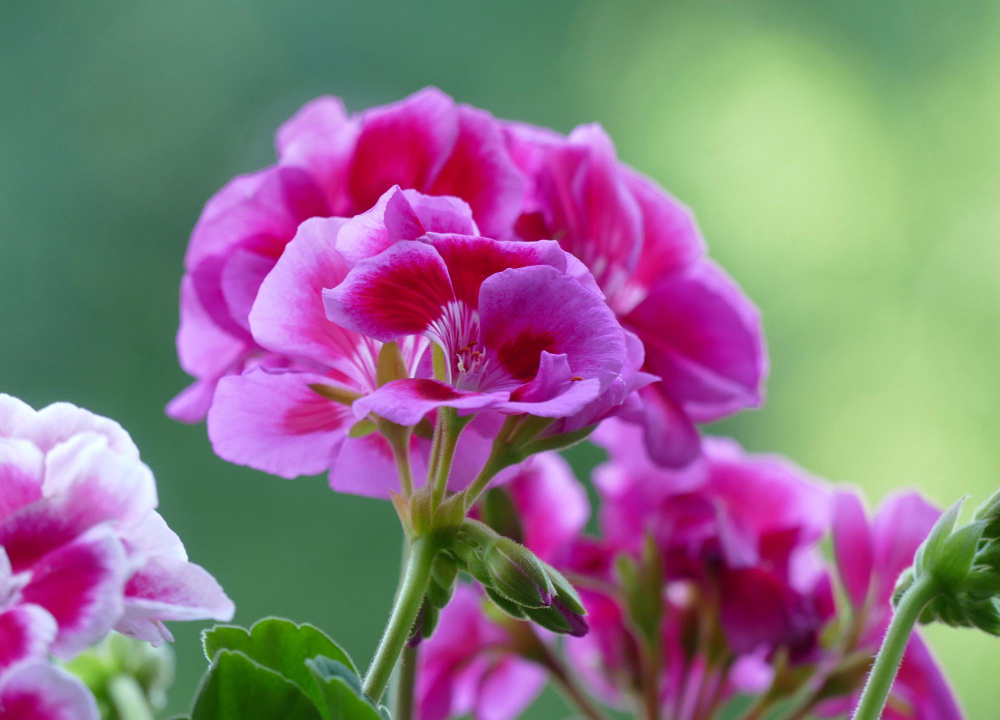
[484,586,528,620]
[427,554,459,609]
[914,498,963,578]
[543,564,587,616]
[376,342,408,387]
[348,419,377,438]
[309,384,363,406]
[191,650,323,720]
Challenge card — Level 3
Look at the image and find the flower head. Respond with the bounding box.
[0,394,233,675]
[170,88,524,422]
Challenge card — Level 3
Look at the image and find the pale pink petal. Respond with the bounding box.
[276,95,357,211]
[0,606,57,671]
[479,265,627,392]
[207,369,353,479]
[352,379,508,427]
[20,527,129,658]
[323,241,456,341]
[507,453,589,563]
[636,385,701,468]
[0,439,44,522]
[401,188,478,237]
[429,105,525,239]
[165,378,219,424]
[329,433,429,499]
[43,434,157,531]
[624,259,766,422]
[0,395,34,437]
[347,88,458,212]
[174,274,250,388]
[14,402,139,459]
[831,490,874,608]
[116,556,234,645]
[0,661,99,720]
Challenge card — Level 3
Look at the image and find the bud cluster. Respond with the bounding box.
[893,490,1000,634]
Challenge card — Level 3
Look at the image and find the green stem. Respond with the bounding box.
[386,429,415,497]
[395,643,418,720]
[362,538,438,703]
[430,409,467,508]
[640,640,661,720]
[852,575,940,720]
[108,675,154,720]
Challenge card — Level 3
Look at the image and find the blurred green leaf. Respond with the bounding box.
[191,650,322,720]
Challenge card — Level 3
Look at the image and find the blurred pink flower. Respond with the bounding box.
[417,584,546,720]
[505,123,766,466]
[324,221,628,426]
[0,660,98,720]
[170,88,524,422]
[820,490,962,720]
[0,394,234,667]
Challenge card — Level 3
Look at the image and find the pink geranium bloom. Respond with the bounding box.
[505,123,766,466]
[820,490,962,720]
[323,223,628,425]
[0,661,98,720]
[206,187,511,497]
[0,394,234,663]
[592,420,833,660]
[170,88,524,422]
[417,584,546,720]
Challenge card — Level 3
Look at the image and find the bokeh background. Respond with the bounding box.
[2,1,998,716]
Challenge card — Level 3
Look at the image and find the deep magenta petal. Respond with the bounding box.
[0,606,56,672]
[831,490,874,608]
[352,379,507,427]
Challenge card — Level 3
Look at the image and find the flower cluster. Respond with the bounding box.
[0,395,233,719]
[413,422,961,720]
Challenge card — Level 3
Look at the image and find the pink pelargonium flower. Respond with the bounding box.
[0,661,98,720]
[592,420,834,659]
[506,122,766,466]
[170,87,524,422]
[0,394,234,668]
[818,490,962,720]
[323,227,629,426]
[417,584,546,720]
[206,187,510,497]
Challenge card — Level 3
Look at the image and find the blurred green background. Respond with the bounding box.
[2,1,998,716]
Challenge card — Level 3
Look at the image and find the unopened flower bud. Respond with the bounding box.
[523,598,589,637]
[483,537,554,609]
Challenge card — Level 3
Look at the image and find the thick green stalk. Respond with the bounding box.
[363,538,438,702]
[108,675,154,720]
[430,409,467,508]
[852,575,940,720]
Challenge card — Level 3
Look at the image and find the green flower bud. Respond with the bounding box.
[523,598,589,637]
[973,487,1000,539]
[483,537,554,609]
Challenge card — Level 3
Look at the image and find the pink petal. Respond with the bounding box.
[636,385,702,468]
[893,632,963,720]
[175,274,250,387]
[352,379,508,427]
[479,265,627,391]
[207,369,354,479]
[475,657,547,720]
[20,527,129,658]
[323,241,456,341]
[347,87,459,212]
[0,661,99,720]
[499,353,602,418]
[429,106,525,239]
[624,259,766,422]
[507,453,590,563]
[831,490,874,608]
[184,166,328,270]
[165,378,219,424]
[220,249,279,334]
[0,439,43,522]
[276,95,357,211]
[329,433,429,499]
[421,233,567,309]
[871,491,941,607]
[249,216,378,377]
[0,606,57,671]
[116,556,235,645]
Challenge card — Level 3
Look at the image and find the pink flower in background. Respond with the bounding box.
[169,88,524,422]
[592,420,833,659]
[0,394,234,669]
[820,490,962,720]
[206,187,516,497]
[324,228,628,426]
[0,661,98,720]
[417,584,546,720]
[505,123,766,466]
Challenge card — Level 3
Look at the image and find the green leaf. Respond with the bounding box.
[202,618,357,712]
[306,657,389,720]
[191,651,323,720]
